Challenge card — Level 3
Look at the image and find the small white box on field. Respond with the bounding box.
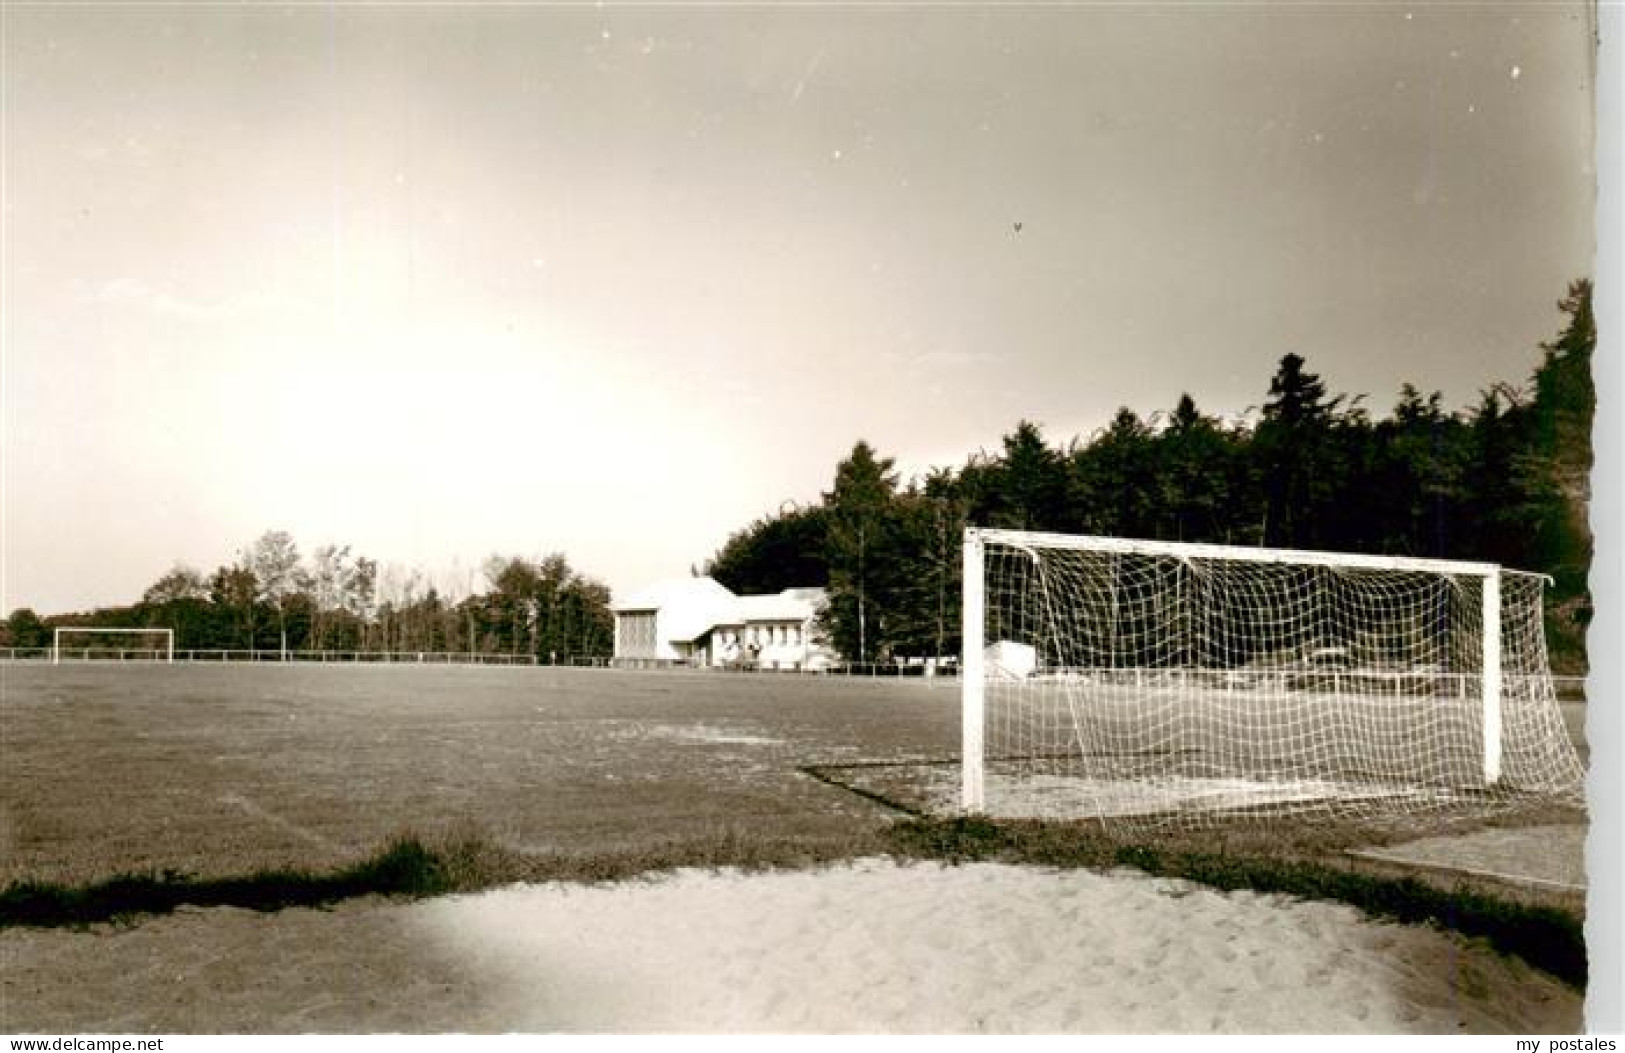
[984,641,1037,680]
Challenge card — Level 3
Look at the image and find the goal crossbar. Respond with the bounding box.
[969,528,1505,579]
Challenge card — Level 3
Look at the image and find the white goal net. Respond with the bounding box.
[53,627,174,663]
[961,528,1586,827]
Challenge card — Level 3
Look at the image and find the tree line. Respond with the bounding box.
[706,280,1595,673]
[5,280,1594,672]
[4,538,614,662]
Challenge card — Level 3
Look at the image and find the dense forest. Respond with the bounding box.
[705,280,1596,673]
[4,280,1595,671]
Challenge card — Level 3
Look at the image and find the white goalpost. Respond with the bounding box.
[961,528,1586,826]
[52,627,174,664]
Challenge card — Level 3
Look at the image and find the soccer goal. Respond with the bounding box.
[52,627,174,663]
[961,528,1586,826]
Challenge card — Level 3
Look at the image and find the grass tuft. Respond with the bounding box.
[0,828,890,930]
[0,836,457,929]
[341,836,454,896]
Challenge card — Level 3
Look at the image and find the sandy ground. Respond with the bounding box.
[1,858,1581,1034]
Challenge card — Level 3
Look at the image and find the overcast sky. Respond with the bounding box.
[1,2,1600,614]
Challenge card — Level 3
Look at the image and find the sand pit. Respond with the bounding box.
[1,859,1581,1034]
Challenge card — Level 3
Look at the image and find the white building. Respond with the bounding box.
[611,578,835,670]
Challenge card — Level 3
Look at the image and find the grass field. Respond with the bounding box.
[0,665,960,887]
[0,663,1592,987]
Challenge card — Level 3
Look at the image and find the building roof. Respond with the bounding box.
[611,578,827,641]
[610,576,731,612]
[732,589,826,623]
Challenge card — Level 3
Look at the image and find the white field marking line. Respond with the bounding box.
[1344,848,1587,893]
[218,793,346,854]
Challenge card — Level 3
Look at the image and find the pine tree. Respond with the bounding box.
[823,441,900,663]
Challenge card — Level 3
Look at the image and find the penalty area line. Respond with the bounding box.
[1345,848,1587,894]
[218,793,349,855]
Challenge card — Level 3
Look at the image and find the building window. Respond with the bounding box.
[617,613,657,658]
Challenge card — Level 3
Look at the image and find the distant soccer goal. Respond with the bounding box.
[960,528,1586,827]
[52,627,174,664]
